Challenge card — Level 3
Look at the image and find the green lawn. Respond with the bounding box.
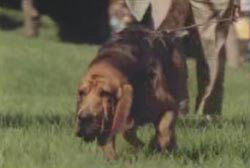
[0,8,250,168]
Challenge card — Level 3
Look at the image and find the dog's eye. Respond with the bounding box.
[78,90,86,97]
[101,91,113,105]
[100,90,112,98]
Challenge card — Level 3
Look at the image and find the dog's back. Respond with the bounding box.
[91,27,174,85]
[90,27,181,124]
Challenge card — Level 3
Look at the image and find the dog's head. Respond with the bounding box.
[76,74,133,143]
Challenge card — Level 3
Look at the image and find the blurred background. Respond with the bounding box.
[0,0,110,43]
[1,0,249,63]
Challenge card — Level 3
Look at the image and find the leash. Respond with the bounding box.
[164,5,240,34]
[145,17,235,48]
[150,13,238,53]
[165,17,235,34]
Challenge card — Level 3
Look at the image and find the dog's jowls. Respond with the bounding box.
[76,27,188,160]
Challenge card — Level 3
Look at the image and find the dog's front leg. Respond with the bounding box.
[123,128,144,151]
[99,137,116,160]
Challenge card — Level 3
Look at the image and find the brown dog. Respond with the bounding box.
[76,27,188,159]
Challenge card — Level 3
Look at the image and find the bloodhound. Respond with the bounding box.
[76,27,188,160]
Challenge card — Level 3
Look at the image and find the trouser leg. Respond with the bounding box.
[171,48,189,115]
[22,0,40,37]
[191,0,231,115]
[196,47,226,115]
[226,25,242,68]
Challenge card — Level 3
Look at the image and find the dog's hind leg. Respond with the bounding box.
[123,128,144,150]
[151,111,176,152]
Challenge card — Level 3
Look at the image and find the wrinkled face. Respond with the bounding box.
[76,76,117,142]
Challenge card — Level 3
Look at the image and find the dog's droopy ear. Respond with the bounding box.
[110,84,133,137]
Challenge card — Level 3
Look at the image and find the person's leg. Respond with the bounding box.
[22,0,40,37]
[159,0,190,115]
[190,0,231,116]
[158,0,190,30]
[226,25,242,68]
[170,48,189,116]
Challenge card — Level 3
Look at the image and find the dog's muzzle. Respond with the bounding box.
[76,114,100,142]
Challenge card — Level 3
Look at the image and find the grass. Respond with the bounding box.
[0,8,250,168]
